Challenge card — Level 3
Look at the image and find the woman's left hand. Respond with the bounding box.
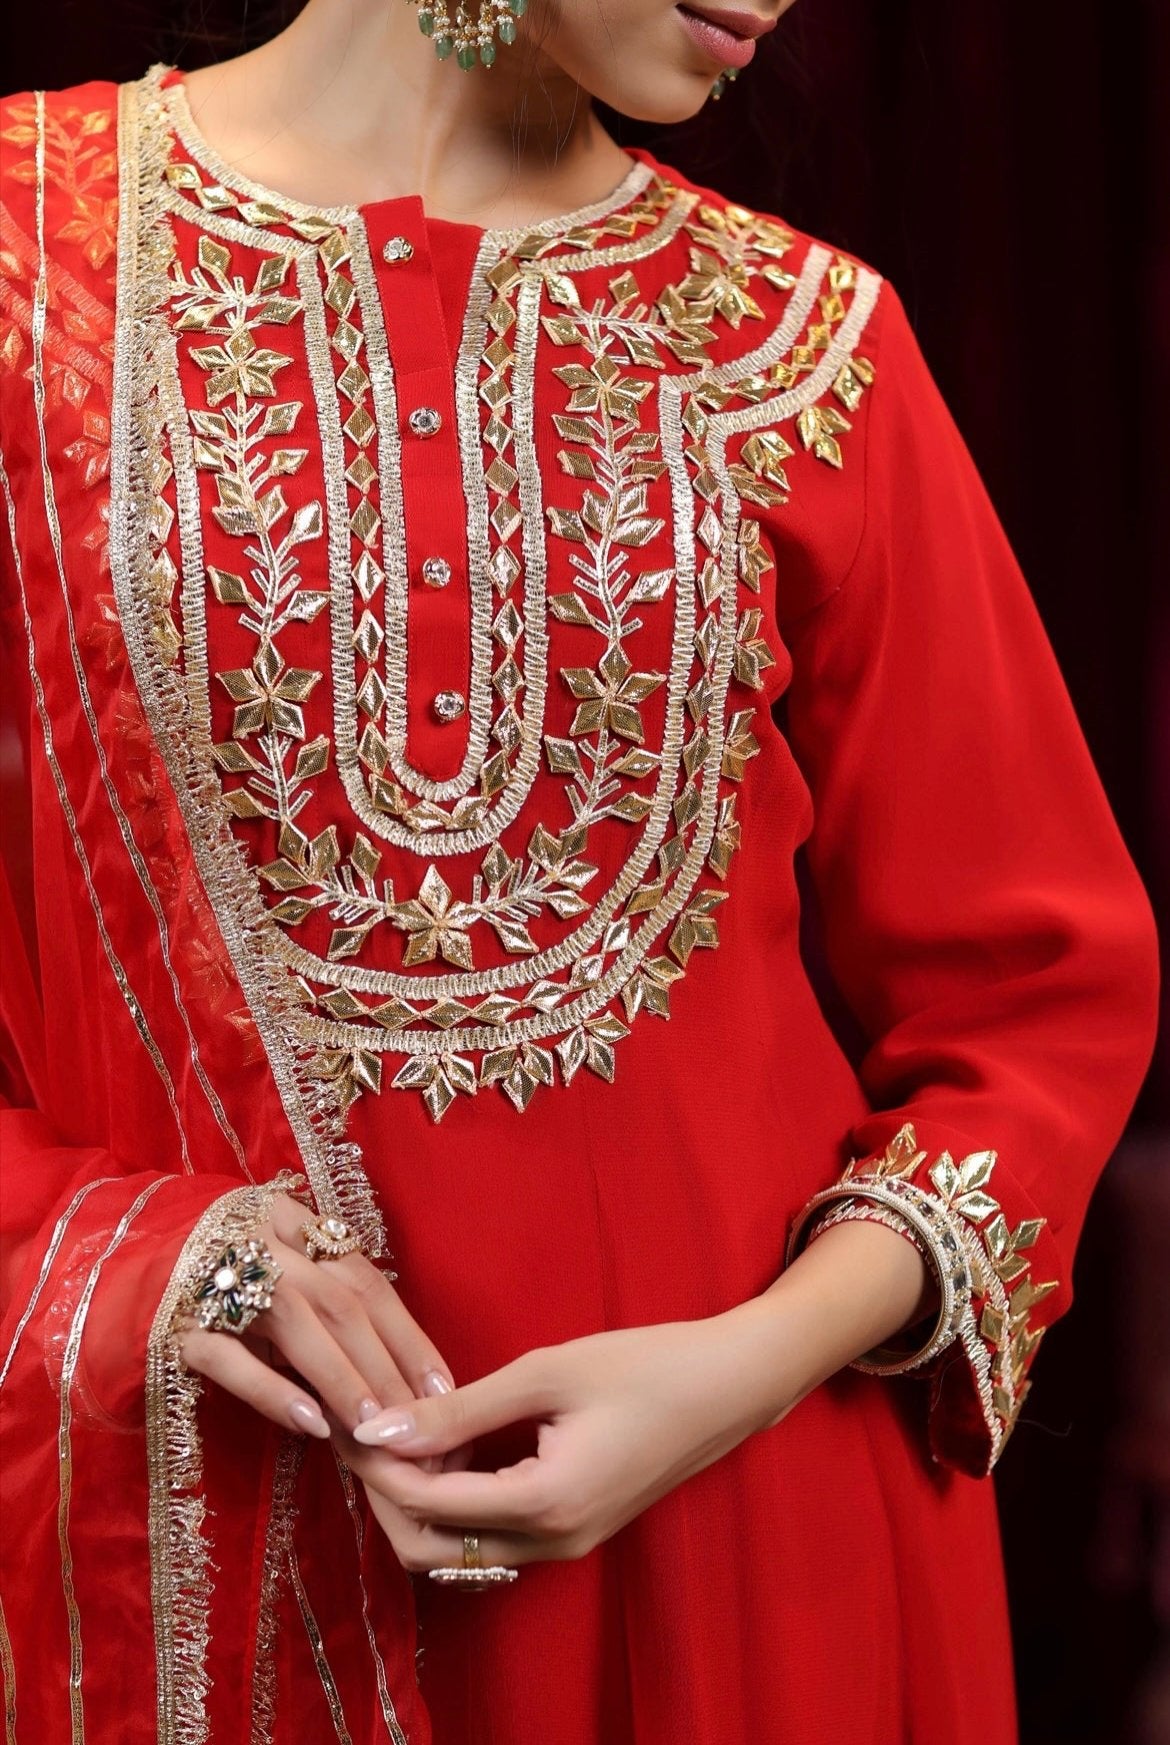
[337,1300,806,1572]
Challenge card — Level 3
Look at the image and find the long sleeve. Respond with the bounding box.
[777,283,1160,1477]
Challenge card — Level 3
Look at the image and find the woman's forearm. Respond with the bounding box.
[713,1219,941,1432]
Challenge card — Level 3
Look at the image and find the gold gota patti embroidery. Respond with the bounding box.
[115,66,880,1124]
[817,1126,1059,1468]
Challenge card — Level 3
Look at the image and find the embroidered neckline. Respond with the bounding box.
[109,67,882,1131]
[153,63,660,252]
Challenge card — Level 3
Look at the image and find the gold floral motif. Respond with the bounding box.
[160,90,677,843]
[113,76,386,1246]
[678,202,798,326]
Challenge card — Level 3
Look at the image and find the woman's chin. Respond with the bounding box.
[603,69,722,126]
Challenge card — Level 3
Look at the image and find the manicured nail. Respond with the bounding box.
[423,1369,452,1396]
[288,1397,330,1439]
[357,1397,382,1423]
[353,1408,417,1445]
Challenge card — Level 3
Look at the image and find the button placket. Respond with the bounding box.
[366,205,473,782]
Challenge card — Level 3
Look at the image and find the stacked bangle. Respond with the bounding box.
[787,1176,975,1375]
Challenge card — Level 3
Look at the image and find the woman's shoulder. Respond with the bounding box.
[1,75,123,165]
[0,78,123,452]
[644,148,943,441]
[643,149,883,303]
[633,146,915,403]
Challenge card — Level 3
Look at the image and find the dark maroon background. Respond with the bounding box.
[5,4,1168,1739]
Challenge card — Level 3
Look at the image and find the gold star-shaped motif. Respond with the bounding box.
[481,1043,556,1113]
[191,327,292,405]
[721,709,760,781]
[552,353,653,423]
[391,866,476,970]
[561,646,666,743]
[391,1051,478,1123]
[797,403,853,469]
[733,609,777,690]
[217,644,320,738]
[677,247,764,329]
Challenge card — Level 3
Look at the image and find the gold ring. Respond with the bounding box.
[300,1214,363,1263]
[428,1530,519,1591]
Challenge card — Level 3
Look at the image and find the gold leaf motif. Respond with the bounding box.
[732,609,777,690]
[796,403,852,469]
[548,592,593,625]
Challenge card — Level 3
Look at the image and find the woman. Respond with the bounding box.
[0,0,1158,1739]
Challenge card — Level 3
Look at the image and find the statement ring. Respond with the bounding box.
[300,1214,363,1263]
[428,1531,519,1590]
[192,1238,282,1336]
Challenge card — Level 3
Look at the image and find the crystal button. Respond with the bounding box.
[382,235,414,264]
[409,406,442,438]
[433,689,466,722]
[421,556,452,589]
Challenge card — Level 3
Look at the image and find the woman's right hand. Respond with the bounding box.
[175,1192,455,1441]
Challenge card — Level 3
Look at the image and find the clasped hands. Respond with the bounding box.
[179,1191,932,1573]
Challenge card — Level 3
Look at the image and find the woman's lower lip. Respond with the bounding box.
[676,6,759,71]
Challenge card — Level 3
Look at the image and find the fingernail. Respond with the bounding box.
[288,1397,330,1439]
[352,1408,417,1446]
[358,1397,382,1423]
[423,1369,453,1396]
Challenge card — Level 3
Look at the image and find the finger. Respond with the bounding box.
[265,1279,398,1432]
[355,1447,551,1532]
[347,1442,551,1568]
[351,1351,549,1456]
[279,1250,416,1420]
[381,1513,548,1574]
[268,1193,321,1249]
[330,1252,456,1399]
[270,1194,457,1405]
[179,1324,331,1440]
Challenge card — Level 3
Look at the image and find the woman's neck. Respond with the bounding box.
[178,0,635,228]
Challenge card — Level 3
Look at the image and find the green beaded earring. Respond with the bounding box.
[710,65,740,100]
[409,0,528,69]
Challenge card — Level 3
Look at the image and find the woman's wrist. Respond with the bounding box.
[708,1218,939,1434]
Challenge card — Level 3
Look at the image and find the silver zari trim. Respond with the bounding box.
[109,75,384,1250]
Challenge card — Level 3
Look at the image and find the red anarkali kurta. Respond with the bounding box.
[0,65,1159,1745]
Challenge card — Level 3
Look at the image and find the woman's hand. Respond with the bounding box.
[337,1215,935,1574]
[335,1302,808,1574]
[175,1191,456,1442]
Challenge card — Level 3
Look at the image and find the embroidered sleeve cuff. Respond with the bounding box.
[786,1124,1060,1476]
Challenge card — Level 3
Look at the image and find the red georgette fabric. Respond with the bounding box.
[0,66,1159,1745]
